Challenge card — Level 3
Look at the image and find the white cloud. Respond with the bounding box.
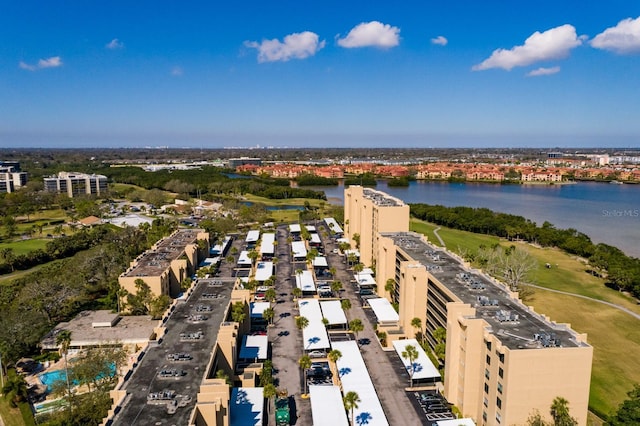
[431,35,448,46]
[19,56,63,71]
[106,38,124,50]
[526,66,561,77]
[337,21,400,48]
[245,31,325,63]
[473,24,582,71]
[591,16,640,54]
[171,66,183,76]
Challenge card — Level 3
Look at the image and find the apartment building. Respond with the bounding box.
[0,164,28,193]
[345,187,593,425]
[119,229,209,300]
[43,171,109,197]
[344,185,409,267]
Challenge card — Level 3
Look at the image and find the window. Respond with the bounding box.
[484,383,489,393]
[496,413,502,424]
[497,382,503,394]
[486,341,492,351]
[499,353,505,363]
[499,367,504,378]
[483,412,487,422]
[485,368,490,379]
[483,397,488,407]
[486,354,491,365]
[497,397,502,409]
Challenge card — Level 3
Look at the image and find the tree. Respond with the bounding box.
[247,249,259,264]
[343,391,361,426]
[296,316,309,331]
[353,262,364,281]
[349,319,364,342]
[330,280,343,294]
[498,247,537,292]
[550,396,578,426]
[263,383,277,415]
[384,278,395,294]
[352,233,361,249]
[608,384,640,425]
[1,372,28,408]
[329,267,337,278]
[149,294,172,319]
[527,410,551,426]
[328,349,342,364]
[341,299,352,320]
[231,301,246,324]
[401,344,420,387]
[265,288,277,303]
[263,307,275,326]
[56,329,73,414]
[411,317,423,342]
[292,287,302,300]
[299,355,312,395]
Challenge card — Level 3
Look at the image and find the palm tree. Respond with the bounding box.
[343,391,361,425]
[330,280,343,295]
[384,278,395,295]
[1,373,28,408]
[353,262,364,282]
[263,383,277,415]
[56,330,73,414]
[341,299,352,321]
[328,267,337,278]
[550,396,578,426]
[349,319,364,342]
[402,344,420,387]
[299,355,312,395]
[328,349,342,364]
[263,307,275,326]
[296,316,309,331]
[411,317,423,342]
[292,287,302,301]
[265,288,277,303]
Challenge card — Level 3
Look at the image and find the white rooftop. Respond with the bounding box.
[312,256,328,268]
[344,249,360,258]
[324,217,343,234]
[239,335,269,360]
[238,250,252,265]
[291,241,307,259]
[392,339,441,380]
[332,340,389,426]
[309,385,349,426]
[289,223,301,233]
[107,214,154,228]
[320,300,347,326]
[298,299,330,350]
[255,261,274,282]
[368,298,400,323]
[246,230,260,243]
[296,270,316,292]
[200,257,220,267]
[306,225,316,232]
[355,273,376,286]
[437,419,476,426]
[250,302,271,318]
[310,233,321,244]
[260,233,275,255]
[230,387,264,426]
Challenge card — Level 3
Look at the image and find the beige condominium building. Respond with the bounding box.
[344,185,409,267]
[43,171,108,197]
[119,229,209,300]
[345,187,593,426]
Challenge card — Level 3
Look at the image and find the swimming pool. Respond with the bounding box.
[38,363,116,390]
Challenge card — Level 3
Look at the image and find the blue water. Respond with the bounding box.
[313,180,640,258]
[39,363,116,390]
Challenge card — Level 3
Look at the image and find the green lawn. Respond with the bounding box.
[410,218,640,417]
[0,239,49,256]
[243,194,327,207]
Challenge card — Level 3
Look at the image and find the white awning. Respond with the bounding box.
[320,300,347,326]
[298,299,329,350]
[355,273,376,286]
[255,261,273,282]
[260,233,275,255]
[250,302,270,318]
[239,335,268,360]
[344,249,360,258]
[246,230,260,243]
[238,251,251,266]
[312,256,328,267]
[289,223,301,233]
[392,339,441,380]
[291,241,307,259]
[230,387,264,426]
[305,225,316,232]
[367,298,399,323]
[331,341,388,426]
[309,385,349,426]
[310,233,321,244]
[296,270,316,292]
[324,218,343,235]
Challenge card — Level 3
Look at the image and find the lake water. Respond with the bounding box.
[311,181,640,258]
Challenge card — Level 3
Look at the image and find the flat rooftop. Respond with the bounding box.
[41,310,155,349]
[122,229,201,277]
[363,188,404,207]
[381,232,589,350]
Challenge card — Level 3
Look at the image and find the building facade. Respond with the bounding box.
[346,187,593,426]
[0,166,28,193]
[43,171,108,197]
[344,185,409,267]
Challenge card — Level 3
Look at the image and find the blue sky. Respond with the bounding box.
[2,1,640,149]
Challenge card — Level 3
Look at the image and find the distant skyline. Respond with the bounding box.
[2,1,640,149]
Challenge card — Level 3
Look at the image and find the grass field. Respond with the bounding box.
[409,218,640,418]
[0,239,49,256]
